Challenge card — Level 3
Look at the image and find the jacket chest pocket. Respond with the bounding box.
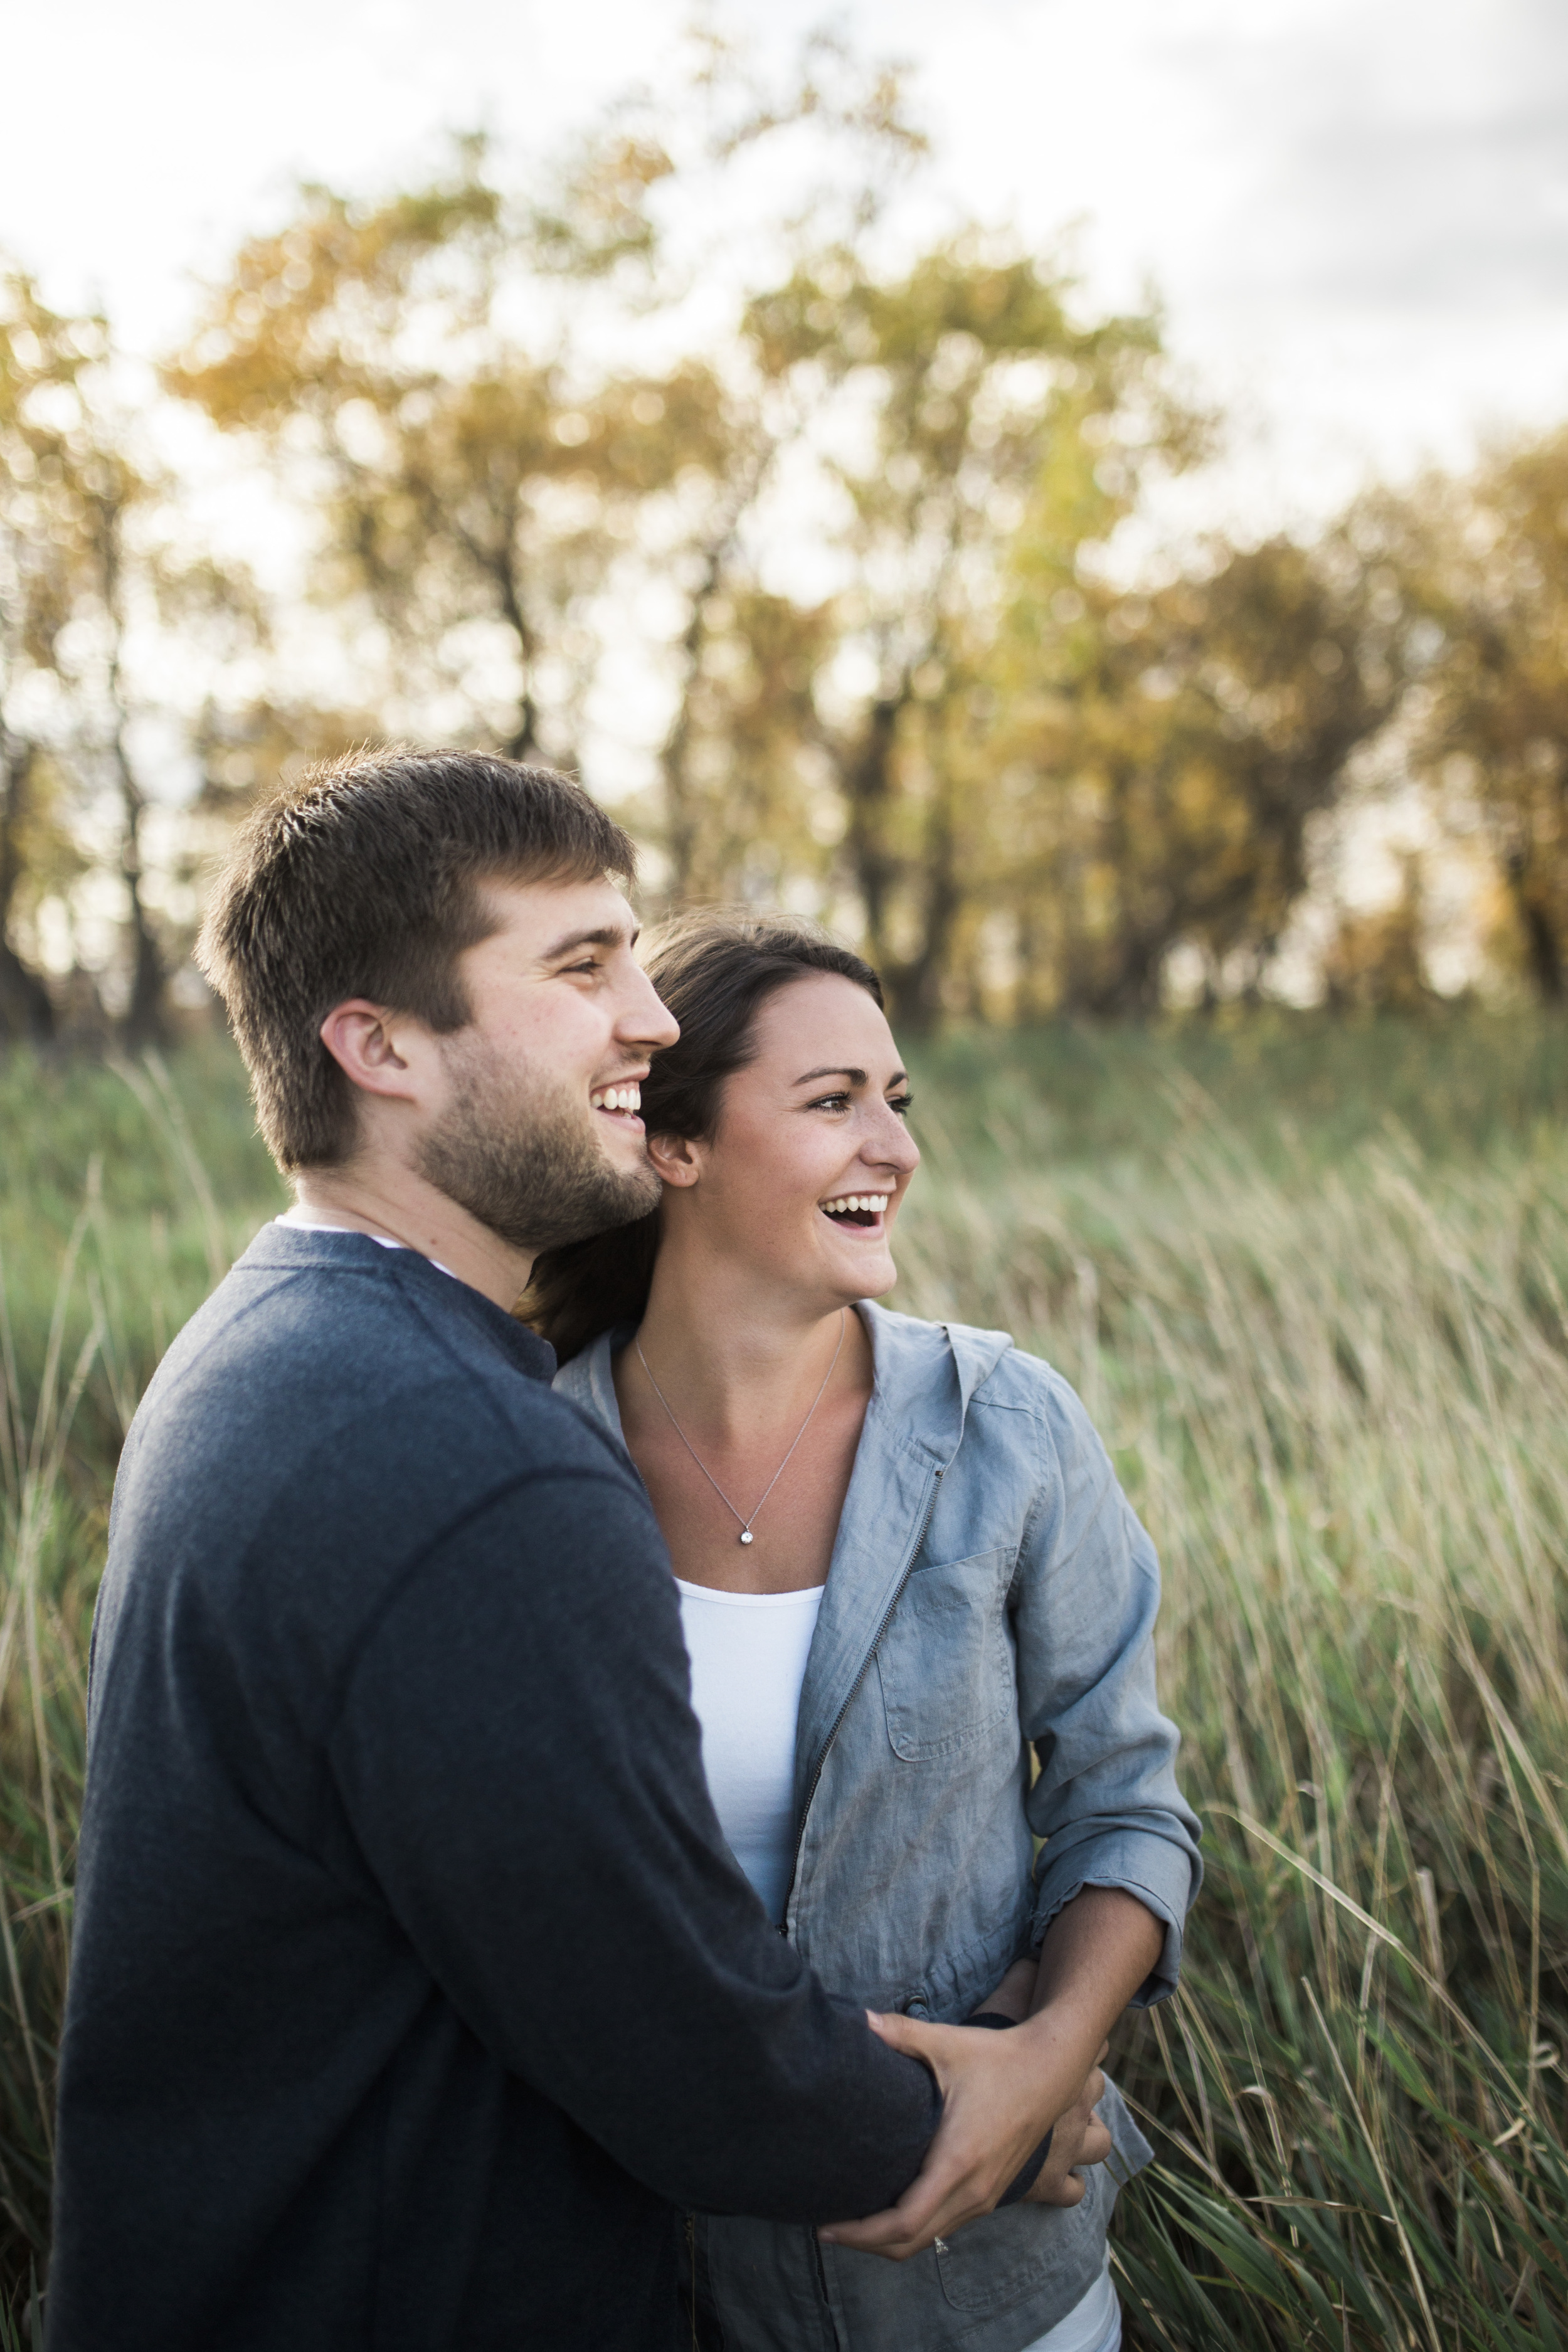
[874,1547,1015,1762]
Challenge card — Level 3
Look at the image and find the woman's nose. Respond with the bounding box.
[870,1111,920,1172]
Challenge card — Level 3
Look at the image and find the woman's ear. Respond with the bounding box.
[647,1131,701,1188]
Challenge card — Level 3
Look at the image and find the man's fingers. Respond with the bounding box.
[862,2008,930,2062]
[835,2009,1120,2257]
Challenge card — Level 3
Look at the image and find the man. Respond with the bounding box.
[48,750,1090,2351]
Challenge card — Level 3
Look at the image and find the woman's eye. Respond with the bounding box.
[808,1093,851,1113]
[888,1094,914,1117]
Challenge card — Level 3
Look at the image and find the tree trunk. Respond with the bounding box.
[1518,887,1564,1003]
[504,698,542,763]
[495,539,542,762]
[894,790,960,1034]
[95,499,167,1046]
[110,734,167,1046]
[659,539,728,903]
[842,687,908,977]
[0,938,53,1043]
[0,741,55,1044]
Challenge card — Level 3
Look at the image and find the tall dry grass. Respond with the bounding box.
[0,1045,282,2343]
[1,1018,1565,2345]
[897,1074,1568,2348]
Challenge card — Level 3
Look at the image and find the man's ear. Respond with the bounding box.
[319,1001,421,1103]
[646,1131,701,1188]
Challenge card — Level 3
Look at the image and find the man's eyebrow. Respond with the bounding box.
[791,1064,908,1088]
[540,923,635,961]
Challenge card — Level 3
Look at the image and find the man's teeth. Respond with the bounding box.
[821,1195,891,1215]
[591,1086,641,1112]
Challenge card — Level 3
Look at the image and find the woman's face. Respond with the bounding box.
[652,972,921,1311]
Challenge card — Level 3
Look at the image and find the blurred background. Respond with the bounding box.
[3,6,1568,2346]
[4,0,1568,1036]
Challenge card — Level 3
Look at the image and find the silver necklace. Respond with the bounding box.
[633,1310,847,1546]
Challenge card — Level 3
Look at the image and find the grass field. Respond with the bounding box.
[2,1012,1566,2346]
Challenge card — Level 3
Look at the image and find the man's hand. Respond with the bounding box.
[818,1888,1164,2262]
[815,2008,1108,2260]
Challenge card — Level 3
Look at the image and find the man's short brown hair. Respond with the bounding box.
[196,746,636,1172]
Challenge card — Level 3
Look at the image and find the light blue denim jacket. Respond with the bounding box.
[554,1302,1202,2352]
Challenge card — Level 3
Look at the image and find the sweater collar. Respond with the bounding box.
[234,1221,556,1385]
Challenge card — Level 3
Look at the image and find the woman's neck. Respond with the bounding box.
[633,1244,870,1448]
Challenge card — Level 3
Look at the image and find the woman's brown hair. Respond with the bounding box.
[522,908,884,1363]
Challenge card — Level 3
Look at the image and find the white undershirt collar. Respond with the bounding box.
[275,1214,457,1281]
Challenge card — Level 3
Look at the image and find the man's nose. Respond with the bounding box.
[620,966,679,1050]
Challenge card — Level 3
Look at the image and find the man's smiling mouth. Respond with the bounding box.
[590,1083,642,1123]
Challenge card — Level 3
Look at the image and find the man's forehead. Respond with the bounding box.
[475,872,637,955]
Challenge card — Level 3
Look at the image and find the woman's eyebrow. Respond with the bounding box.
[792,1065,909,1088]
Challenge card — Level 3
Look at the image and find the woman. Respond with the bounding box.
[529,912,1201,2352]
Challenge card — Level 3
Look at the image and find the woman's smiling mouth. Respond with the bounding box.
[818,1192,893,1229]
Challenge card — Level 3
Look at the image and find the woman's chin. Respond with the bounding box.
[824,1244,898,1301]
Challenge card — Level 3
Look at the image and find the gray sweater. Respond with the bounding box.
[47,1226,937,2352]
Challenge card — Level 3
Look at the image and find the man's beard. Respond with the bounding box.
[416,1033,660,1254]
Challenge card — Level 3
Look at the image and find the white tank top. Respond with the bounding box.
[674,1578,1121,2352]
[674,1579,823,1924]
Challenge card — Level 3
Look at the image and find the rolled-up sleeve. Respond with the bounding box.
[1011,1368,1202,2004]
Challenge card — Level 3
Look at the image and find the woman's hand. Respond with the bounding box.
[1023,2042,1111,2205]
[965,1963,1114,2204]
[815,2007,1110,2260]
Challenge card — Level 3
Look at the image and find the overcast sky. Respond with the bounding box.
[3,0,1565,528]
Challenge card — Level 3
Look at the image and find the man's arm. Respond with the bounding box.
[326,1466,940,2222]
[819,1887,1162,2258]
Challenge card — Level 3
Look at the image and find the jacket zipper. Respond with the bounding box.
[779,1464,945,1932]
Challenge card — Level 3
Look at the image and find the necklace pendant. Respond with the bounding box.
[739,1530,755,1545]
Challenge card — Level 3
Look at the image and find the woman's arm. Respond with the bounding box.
[1014,1367,1203,2001]
[820,1365,1199,2262]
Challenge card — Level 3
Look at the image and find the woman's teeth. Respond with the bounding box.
[820,1194,891,1224]
[591,1085,641,1113]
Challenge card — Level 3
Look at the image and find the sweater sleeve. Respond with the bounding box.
[326,1467,940,2220]
[1011,1368,1204,2003]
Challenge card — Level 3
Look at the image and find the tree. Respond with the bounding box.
[169,34,930,868]
[2,263,276,1044]
[1379,429,1568,1000]
[982,531,1409,1015]
[0,267,93,1041]
[658,237,1205,1024]
[55,437,172,1042]
[165,142,734,767]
